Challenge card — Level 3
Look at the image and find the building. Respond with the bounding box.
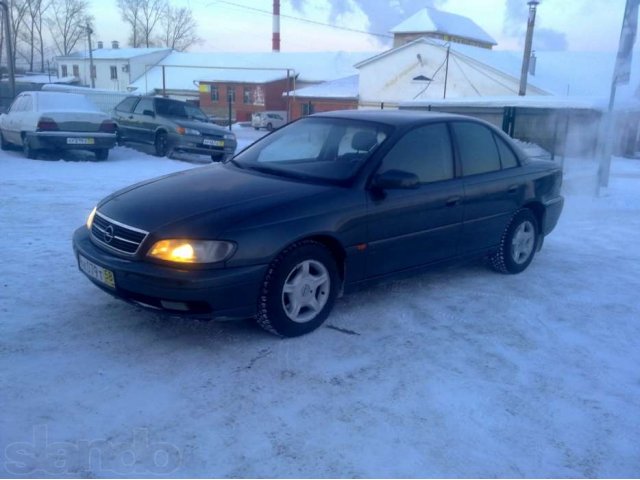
[288,75,359,120]
[391,7,497,50]
[55,42,172,91]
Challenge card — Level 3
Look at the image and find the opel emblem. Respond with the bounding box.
[104,225,115,244]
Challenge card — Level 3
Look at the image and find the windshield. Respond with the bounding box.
[233,117,391,183]
[155,98,209,122]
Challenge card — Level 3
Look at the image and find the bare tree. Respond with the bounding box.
[45,0,91,56]
[17,0,51,71]
[158,4,201,52]
[5,0,31,71]
[118,0,166,48]
[117,0,142,47]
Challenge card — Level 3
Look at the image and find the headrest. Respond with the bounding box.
[351,131,377,152]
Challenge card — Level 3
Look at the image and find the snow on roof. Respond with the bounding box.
[400,95,609,110]
[14,75,77,85]
[390,7,497,46]
[128,51,376,93]
[59,47,172,60]
[288,75,359,99]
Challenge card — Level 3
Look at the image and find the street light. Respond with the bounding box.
[518,0,540,96]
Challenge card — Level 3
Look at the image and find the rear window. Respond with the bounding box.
[38,93,99,112]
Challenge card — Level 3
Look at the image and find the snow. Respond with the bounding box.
[129,51,377,94]
[390,7,497,46]
[59,47,172,61]
[288,75,359,99]
[34,92,101,112]
[1,125,640,476]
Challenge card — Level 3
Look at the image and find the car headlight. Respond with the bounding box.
[147,239,235,264]
[176,127,201,136]
[224,133,236,141]
[86,206,97,230]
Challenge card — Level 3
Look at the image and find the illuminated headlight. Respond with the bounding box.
[224,133,235,141]
[147,239,235,264]
[86,206,97,230]
[176,127,201,136]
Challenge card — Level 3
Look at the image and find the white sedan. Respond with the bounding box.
[0,91,117,160]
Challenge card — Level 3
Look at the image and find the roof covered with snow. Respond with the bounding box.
[288,75,359,99]
[58,47,172,61]
[390,7,497,46]
[14,75,78,85]
[129,51,376,93]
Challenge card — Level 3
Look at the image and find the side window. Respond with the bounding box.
[494,134,519,169]
[9,96,25,113]
[22,96,33,112]
[452,122,501,176]
[133,98,154,114]
[115,97,138,113]
[378,123,454,184]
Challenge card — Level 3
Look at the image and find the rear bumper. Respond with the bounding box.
[72,227,267,320]
[27,132,116,150]
[542,195,564,236]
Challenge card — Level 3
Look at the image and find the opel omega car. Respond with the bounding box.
[73,111,564,337]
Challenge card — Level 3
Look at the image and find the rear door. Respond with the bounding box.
[113,97,139,141]
[451,121,526,255]
[366,122,464,278]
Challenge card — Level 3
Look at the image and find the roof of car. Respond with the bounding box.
[312,109,470,126]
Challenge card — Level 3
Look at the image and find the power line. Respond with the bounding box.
[206,0,393,40]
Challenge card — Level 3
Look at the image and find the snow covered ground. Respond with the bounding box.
[1,125,639,477]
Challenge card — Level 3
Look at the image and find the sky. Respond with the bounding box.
[87,0,631,53]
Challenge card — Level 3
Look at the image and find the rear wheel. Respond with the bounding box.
[95,149,109,161]
[22,135,37,159]
[489,209,539,274]
[154,131,169,157]
[266,122,273,131]
[257,240,339,337]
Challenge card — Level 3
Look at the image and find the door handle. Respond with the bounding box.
[446,196,462,207]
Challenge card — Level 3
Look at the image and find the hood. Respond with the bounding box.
[97,164,332,235]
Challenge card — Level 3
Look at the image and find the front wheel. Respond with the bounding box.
[489,208,539,274]
[154,131,169,157]
[257,240,339,337]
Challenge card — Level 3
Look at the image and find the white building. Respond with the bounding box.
[55,42,172,91]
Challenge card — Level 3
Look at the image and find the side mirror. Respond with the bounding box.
[372,169,420,190]
[143,109,155,117]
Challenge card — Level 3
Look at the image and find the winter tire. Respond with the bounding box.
[266,122,274,131]
[154,131,169,157]
[95,149,109,161]
[490,208,539,274]
[257,240,339,337]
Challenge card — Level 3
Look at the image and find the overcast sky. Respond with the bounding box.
[87,0,630,53]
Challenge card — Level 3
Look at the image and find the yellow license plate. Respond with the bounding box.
[67,138,95,145]
[78,255,115,288]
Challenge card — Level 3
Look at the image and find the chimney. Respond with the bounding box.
[112,40,119,49]
[529,51,537,76]
[272,0,280,52]
[97,41,104,49]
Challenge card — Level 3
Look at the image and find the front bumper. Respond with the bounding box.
[27,132,116,150]
[72,227,267,320]
[170,133,236,159]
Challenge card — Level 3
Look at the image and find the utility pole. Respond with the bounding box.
[86,23,95,88]
[518,0,539,96]
[0,0,16,100]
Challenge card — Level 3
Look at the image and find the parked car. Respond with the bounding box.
[73,111,564,337]
[0,91,117,160]
[112,96,237,161]
[251,111,287,131]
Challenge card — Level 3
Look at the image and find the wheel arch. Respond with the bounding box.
[522,201,544,231]
[275,234,347,285]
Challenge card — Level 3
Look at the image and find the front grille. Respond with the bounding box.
[91,212,148,255]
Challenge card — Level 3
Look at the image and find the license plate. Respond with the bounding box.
[78,255,115,289]
[203,139,224,147]
[67,138,95,145]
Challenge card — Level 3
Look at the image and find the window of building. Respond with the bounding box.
[72,65,79,77]
[243,87,253,104]
[61,65,68,77]
[451,122,501,176]
[210,85,219,102]
[378,123,454,184]
[110,66,118,80]
[301,102,315,116]
[226,86,236,103]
